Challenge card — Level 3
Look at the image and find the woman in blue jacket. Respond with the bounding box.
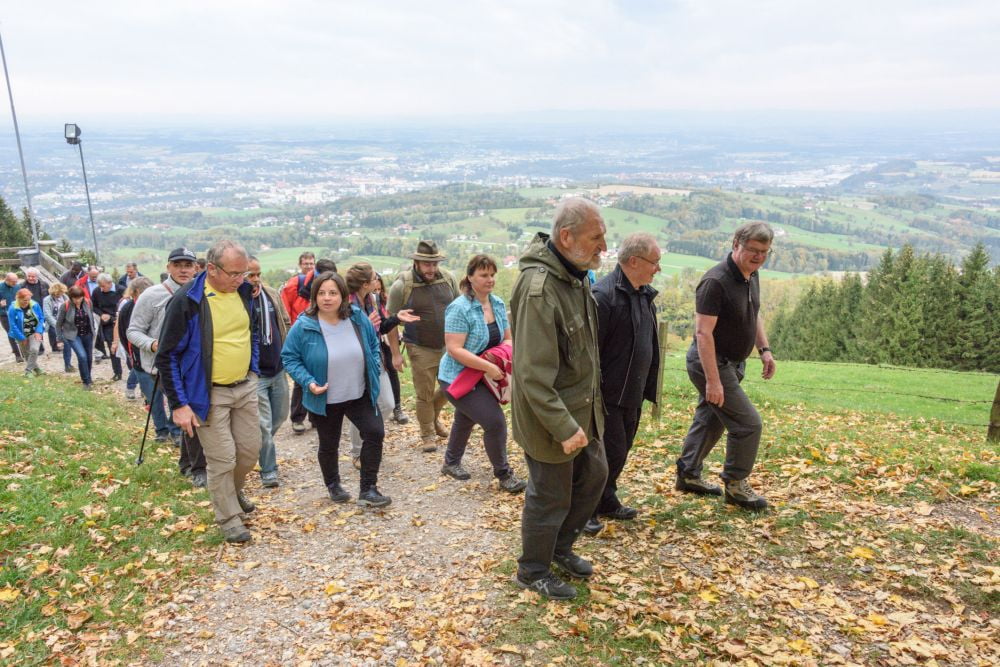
[281,271,390,508]
[7,288,46,377]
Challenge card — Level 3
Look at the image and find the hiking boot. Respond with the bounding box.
[498,472,527,493]
[434,419,449,439]
[65,364,75,373]
[582,517,603,535]
[125,387,137,400]
[418,435,438,453]
[724,478,768,512]
[82,383,93,391]
[237,491,256,514]
[514,572,576,600]
[392,406,409,424]
[261,472,280,488]
[154,433,171,444]
[291,421,306,435]
[599,506,638,521]
[553,551,593,579]
[222,524,251,543]
[328,483,351,503]
[441,463,471,480]
[357,487,391,508]
[675,471,723,496]
[191,471,207,488]
[33,368,44,376]
[112,373,122,381]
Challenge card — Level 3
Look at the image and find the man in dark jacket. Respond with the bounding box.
[18,268,50,354]
[60,261,85,288]
[676,222,776,511]
[156,240,261,543]
[91,273,123,380]
[585,233,661,535]
[509,197,609,601]
[116,262,143,291]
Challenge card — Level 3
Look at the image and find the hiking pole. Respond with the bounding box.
[136,373,159,466]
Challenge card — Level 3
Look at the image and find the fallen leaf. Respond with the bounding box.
[66,610,92,630]
[0,587,20,603]
[849,546,875,560]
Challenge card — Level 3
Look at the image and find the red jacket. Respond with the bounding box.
[446,342,513,404]
[281,271,313,324]
[74,275,93,303]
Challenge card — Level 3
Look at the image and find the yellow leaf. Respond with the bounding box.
[958,485,978,496]
[422,484,438,492]
[196,630,215,639]
[192,524,207,533]
[410,639,427,653]
[303,522,316,533]
[697,589,718,603]
[849,546,875,560]
[324,582,346,595]
[867,613,888,626]
[787,638,812,654]
[34,561,49,576]
[797,576,819,589]
[497,644,522,655]
[243,561,260,571]
[0,587,19,603]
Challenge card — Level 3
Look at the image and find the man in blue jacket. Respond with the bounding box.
[155,240,262,543]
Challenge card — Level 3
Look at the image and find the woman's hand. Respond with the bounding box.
[308,382,328,395]
[111,341,119,355]
[32,332,42,342]
[396,309,421,324]
[484,362,504,381]
[367,310,382,329]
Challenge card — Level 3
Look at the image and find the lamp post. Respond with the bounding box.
[1,30,39,250]
[64,123,100,265]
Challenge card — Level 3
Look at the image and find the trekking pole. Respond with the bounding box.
[135,373,159,466]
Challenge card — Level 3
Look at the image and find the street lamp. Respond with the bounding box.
[64,123,101,265]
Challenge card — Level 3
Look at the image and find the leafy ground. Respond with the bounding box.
[0,348,997,665]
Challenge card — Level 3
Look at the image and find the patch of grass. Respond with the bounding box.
[0,373,218,663]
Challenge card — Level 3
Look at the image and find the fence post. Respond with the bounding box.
[989,377,1000,443]
[652,321,669,420]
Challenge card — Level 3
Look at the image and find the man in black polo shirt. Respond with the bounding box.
[676,222,776,511]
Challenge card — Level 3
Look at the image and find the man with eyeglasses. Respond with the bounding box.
[585,232,662,535]
[676,222,776,511]
[156,240,262,543]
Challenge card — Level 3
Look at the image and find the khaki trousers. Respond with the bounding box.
[405,343,448,438]
[197,377,262,529]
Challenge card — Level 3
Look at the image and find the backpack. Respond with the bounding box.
[397,268,458,308]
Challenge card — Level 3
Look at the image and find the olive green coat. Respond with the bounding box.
[509,233,604,463]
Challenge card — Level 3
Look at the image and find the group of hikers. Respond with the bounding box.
[3,196,778,600]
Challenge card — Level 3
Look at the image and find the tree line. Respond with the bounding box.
[770,243,1000,373]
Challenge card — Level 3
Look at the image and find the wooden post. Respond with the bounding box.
[652,321,669,420]
[989,377,1000,443]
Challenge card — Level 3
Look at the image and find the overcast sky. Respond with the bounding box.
[1,0,999,122]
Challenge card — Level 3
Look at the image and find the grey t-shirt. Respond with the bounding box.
[319,318,365,404]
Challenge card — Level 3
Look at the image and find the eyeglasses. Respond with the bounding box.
[211,264,249,280]
[634,255,661,268]
[741,245,772,259]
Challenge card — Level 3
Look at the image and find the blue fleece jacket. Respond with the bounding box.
[6,301,46,340]
[281,306,382,416]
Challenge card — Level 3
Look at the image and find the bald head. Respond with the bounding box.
[4,273,16,285]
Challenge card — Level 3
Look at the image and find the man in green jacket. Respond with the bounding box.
[509,197,609,600]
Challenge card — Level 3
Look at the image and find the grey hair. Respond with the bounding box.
[733,221,774,247]
[25,267,39,277]
[125,261,138,270]
[97,272,113,284]
[617,233,658,265]
[551,197,602,240]
[207,240,248,266]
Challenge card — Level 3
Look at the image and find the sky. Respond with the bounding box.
[1,0,999,123]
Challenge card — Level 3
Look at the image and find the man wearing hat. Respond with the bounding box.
[387,240,459,451]
[128,247,206,486]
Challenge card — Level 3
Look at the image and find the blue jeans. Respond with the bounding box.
[136,369,180,438]
[67,334,94,386]
[256,372,289,476]
[126,367,138,391]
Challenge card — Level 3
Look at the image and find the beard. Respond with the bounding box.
[566,246,601,271]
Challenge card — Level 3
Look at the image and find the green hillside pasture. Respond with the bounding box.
[600,207,673,238]
[719,218,885,253]
[255,246,328,274]
[516,186,589,199]
[658,352,998,429]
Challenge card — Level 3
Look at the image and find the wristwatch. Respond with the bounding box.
[758,347,771,355]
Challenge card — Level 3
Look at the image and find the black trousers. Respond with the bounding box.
[1,315,22,360]
[98,324,121,376]
[518,437,608,581]
[381,341,401,408]
[595,404,642,514]
[290,383,307,424]
[179,430,206,475]
[309,394,384,492]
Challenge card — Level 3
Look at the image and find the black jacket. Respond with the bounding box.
[593,264,659,409]
[91,287,122,329]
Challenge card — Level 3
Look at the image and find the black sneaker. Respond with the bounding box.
[392,406,409,424]
[357,487,391,508]
[441,463,471,480]
[514,572,577,600]
[598,506,638,521]
[498,472,527,493]
[327,483,351,503]
[582,517,603,535]
[553,551,593,579]
[191,471,207,488]
[237,491,256,514]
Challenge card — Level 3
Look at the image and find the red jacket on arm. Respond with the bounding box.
[282,271,313,325]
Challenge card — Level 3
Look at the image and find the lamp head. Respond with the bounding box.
[64,123,81,145]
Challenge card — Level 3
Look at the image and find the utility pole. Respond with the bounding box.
[0,30,39,249]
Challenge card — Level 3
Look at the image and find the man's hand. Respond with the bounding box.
[308,382,328,395]
[100,313,111,322]
[392,351,405,372]
[32,332,42,342]
[760,351,776,380]
[110,341,118,355]
[172,405,200,438]
[560,428,588,455]
[151,340,158,353]
[396,309,421,324]
[705,379,724,407]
